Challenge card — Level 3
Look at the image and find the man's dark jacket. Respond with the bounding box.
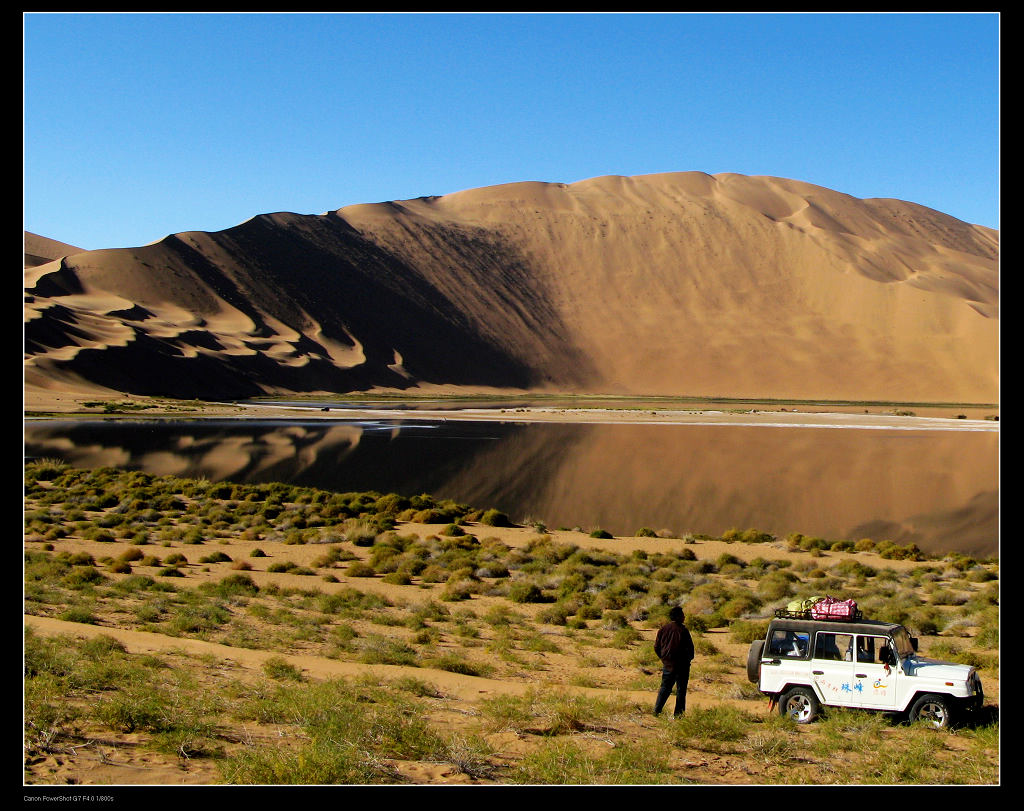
[654,620,694,671]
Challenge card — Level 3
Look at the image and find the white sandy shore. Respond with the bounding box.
[207,401,998,432]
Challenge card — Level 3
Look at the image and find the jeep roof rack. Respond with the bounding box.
[773,608,864,621]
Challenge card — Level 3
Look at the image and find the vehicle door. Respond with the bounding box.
[810,631,857,706]
[852,634,899,709]
[760,627,811,692]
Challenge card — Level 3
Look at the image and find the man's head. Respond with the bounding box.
[669,606,684,623]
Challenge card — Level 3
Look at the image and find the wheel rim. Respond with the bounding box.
[917,701,948,727]
[786,694,813,722]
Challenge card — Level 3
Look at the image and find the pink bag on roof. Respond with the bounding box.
[810,595,858,620]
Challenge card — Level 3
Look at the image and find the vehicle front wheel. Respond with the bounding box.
[780,687,820,724]
[909,694,952,729]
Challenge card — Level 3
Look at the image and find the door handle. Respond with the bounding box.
[812,670,823,675]
[855,674,867,679]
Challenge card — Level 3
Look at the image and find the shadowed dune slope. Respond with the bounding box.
[24,172,998,402]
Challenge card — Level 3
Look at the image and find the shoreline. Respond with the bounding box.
[24,397,1000,432]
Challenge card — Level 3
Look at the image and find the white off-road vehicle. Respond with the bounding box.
[747,614,984,728]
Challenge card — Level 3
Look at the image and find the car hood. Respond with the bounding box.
[902,657,974,681]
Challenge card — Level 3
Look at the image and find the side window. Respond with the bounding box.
[855,636,888,664]
[813,632,853,661]
[768,629,809,658]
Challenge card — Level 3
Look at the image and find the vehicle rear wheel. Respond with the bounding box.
[779,686,820,724]
[909,694,952,729]
[746,639,765,683]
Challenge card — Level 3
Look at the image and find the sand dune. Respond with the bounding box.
[24,172,998,403]
[23,231,85,269]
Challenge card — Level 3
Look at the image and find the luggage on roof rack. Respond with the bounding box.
[775,595,861,621]
[772,607,864,621]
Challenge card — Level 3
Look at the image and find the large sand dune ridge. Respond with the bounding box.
[24,171,998,402]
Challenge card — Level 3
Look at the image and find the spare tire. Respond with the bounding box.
[747,639,765,683]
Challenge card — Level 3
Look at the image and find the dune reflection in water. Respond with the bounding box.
[24,418,997,557]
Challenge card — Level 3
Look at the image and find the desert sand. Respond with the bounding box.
[24,171,998,405]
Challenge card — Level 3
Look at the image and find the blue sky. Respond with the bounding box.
[24,12,999,251]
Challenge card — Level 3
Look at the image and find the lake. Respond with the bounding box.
[24,416,998,557]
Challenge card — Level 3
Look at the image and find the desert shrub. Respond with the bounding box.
[875,541,924,561]
[307,544,356,569]
[975,616,998,648]
[474,562,510,579]
[198,551,233,564]
[667,705,752,747]
[63,565,107,588]
[440,579,476,602]
[57,607,99,624]
[418,564,449,584]
[480,508,513,527]
[589,529,613,539]
[508,580,547,604]
[425,654,490,678]
[117,547,145,563]
[601,610,629,630]
[345,521,379,547]
[722,528,775,544]
[357,636,418,666]
[203,573,260,597]
[94,684,175,733]
[729,619,769,644]
[411,507,461,524]
[756,570,798,601]
[966,567,997,583]
[262,657,304,681]
[906,606,946,636]
[26,458,69,481]
[368,545,401,573]
[612,626,643,647]
[536,603,570,625]
[168,602,230,634]
[831,559,877,579]
[182,528,205,545]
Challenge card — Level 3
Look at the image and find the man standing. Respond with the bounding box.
[653,605,695,717]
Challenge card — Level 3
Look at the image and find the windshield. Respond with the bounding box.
[891,626,915,658]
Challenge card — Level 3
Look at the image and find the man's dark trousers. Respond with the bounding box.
[654,663,690,716]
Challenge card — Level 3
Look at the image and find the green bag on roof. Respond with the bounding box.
[787,595,826,614]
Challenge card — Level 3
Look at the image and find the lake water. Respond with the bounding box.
[24,417,998,558]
